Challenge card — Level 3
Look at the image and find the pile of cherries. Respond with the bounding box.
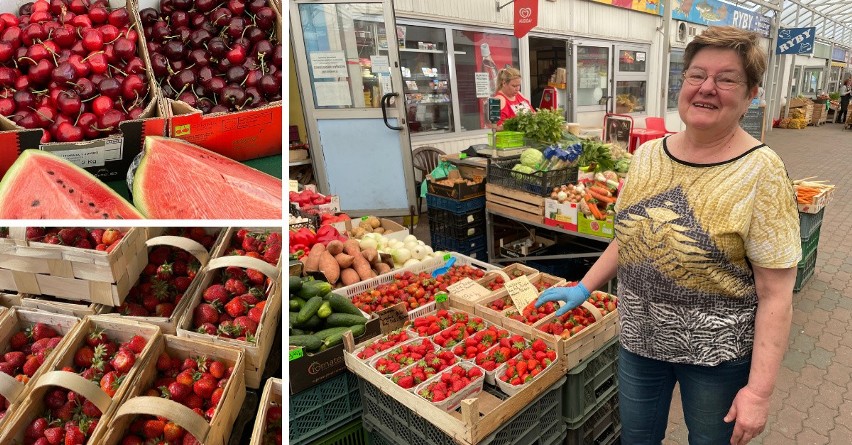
[140,0,283,114]
[0,0,149,143]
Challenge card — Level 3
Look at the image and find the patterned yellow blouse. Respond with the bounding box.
[613,137,801,366]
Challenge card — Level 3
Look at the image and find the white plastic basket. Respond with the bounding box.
[338,253,500,321]
[413,362,486,412]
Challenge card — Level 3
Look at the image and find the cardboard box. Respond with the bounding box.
[331,217,410,241]
[154,0,283,161]
[577,213,615,238]
[427,170,486,200]
[289,317,381,395]
[544,198,579,231]
[0,0,166,181]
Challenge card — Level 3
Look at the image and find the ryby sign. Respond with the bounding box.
[775,27,816,55]
[514,0,538,39]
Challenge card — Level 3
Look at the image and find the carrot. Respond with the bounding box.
[589,189,616,204]
[589,185,612,197]
[585,193,605,220]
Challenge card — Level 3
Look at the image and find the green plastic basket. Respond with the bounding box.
[799,228,820,268]
[488,131,525,149]
[309,420,368,445]
[562,336,620,424]
[794,247,817,292]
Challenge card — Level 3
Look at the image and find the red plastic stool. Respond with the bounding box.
[629,128,665,153]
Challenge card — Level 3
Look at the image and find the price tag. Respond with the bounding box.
[447,278,490,301]
[289,180,300,192]
[378,302,408,333]
[434,292,448,303]
[288,347,304,362]
[504,275,539,310]
[488,98,501,124]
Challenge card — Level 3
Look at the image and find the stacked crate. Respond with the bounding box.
[563,336,621,444]
[427,186,487,259]
[796,208,824,292]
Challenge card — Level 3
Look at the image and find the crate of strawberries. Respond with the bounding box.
[494,338,559,396]
[414,362,486,412]
[250,377,282,445]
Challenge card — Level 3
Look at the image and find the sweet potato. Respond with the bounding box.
[303,243,325,272]
[318,250,340,284]
[340,268,361,286]
[374,262,391,275]
[335,253,354,269]
[352,252,373,280]
[361,247,378,265]
[343,239,361,256]
[326,240,344,256]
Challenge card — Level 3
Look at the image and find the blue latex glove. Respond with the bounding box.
[536,282,591,316]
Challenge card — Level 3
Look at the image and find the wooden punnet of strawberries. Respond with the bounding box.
[352,265,486,315]
[505,300,559,325]
[416,364,484,406]
[17,331,149,445]
[449,325,509,360]
[356,329,417,360]
[371,338,437,375]
[222,229,283,266]
[19,227,126,251]
[410,309,469,337]
[116,351,236,444]
[473,334,528,372]
[0,323,63,421]
[432,316,487,349]
[391,349,458,389]
[497,339,557,387]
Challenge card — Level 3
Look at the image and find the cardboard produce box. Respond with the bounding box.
[544,198,580,231]
[577,213,615,239]
[0,0,166,181]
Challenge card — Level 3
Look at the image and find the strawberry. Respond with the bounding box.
[87,328,108,347]
[100,371,122,397]
[74,346,95,368]
[4,351,26,368]
[193,303,221,325]
[44,426,64,445]
[0,362,16,376]
[245,268,266,285]
[172,276,192,293]
[247,306,264,324]
[45,388,68,409]
[193,376,217,399]
[224,278,247,296]
[10,331,29,350]
[163,421,185,442]
[167,381,192,402]
[263,244,281,264]
[110,349,136,374]
[208,360,226,379]
[142,419,165,439]
[23,356,42,377]
[148,246,172,265]
[224,297,247,318]
[233,316,258,337]
[81,399,101,417]
[156,262,173,281]
[124,335,148,354]
[32,323,58,341]
[203,284,230,305]
[156,352,173,372]
[25,416,49,438]
[196,323,218,335]
[25,227,46,240]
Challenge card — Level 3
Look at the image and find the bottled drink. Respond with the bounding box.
[480,43,498,95]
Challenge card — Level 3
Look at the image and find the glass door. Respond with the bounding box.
[572,40,611,113]
[613,44,650,115]
[291,0,416,216]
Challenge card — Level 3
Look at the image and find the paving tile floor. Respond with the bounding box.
[411,121,852,444]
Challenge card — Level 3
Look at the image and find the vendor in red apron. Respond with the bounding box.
[494,67,534,129]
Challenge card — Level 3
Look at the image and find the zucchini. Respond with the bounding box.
[289,335,322,352]
[323,323,366,347]
[327,293,363,316]
[317,301,333,319]
[325,313,368,327]
[298,280,332,300]
[296,296,323,324]
[288,276,303,294]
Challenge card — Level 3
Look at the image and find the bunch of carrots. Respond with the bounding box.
[793,178,835,205]
[583,181,617,220]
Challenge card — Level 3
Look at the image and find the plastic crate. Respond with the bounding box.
[290,371,362,445]
[426,194,486,214]
[428,208,486,239]
[488,131,525,149]
[566,390,621,445]
[541,423,568,445]
[430,233,487,254]
[359,374,566,445]
[563,336,620,424]
[309,420,369,445]
[427,207,486,227]
[487,155,578,196]
[799,208,824,241]
[799,228,820,267]
[794,248,817,293]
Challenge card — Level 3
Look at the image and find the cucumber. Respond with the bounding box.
[327,293,363,316]
[288,276,302,294]
[290,328,306,336]
[323,323,366,348]
[298,280,332,300]
[289,335,322,352]
[311,326,353,341]
[288,297,306,312]
[288,311,300,327]
[317,301,333,318]
[325,313,368,327]
[294,314,322,330]
[296,296,323,324]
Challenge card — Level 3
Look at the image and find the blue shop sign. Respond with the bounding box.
[662,0,771,38]
[775,27,816,55]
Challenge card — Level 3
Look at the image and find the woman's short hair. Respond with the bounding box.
[498,67,522,87]
[684,26,766,91]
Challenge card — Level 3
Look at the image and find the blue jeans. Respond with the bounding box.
[618,346,751,445]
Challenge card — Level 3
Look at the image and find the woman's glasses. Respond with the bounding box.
[682,69,744,90]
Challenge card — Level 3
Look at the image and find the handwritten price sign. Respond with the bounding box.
[447,278,491,301]
[504,275,539,310]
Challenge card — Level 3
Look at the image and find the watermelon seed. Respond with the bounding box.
[31,200,39,207]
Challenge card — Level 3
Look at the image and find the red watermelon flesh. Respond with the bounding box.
[132,136,282,219]
[0,150,143,219]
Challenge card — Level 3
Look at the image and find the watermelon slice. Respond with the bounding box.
[0,150,143,219]
[132,136,282,219]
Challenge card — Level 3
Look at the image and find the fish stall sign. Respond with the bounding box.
[775,27,816,55]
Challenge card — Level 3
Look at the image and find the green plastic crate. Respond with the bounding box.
[566,390,621,445]
[309,420,368,445]
[799,228,820,267]
[562,336,620,425]
[290,371,362,445]
[794,248,817,293]
[488,131,525,149]
[798,208,824,241]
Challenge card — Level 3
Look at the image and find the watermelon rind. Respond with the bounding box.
[132,136,283,219]
[0,150,144,219]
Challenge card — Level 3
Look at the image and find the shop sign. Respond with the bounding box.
[513,0,538,38]
[590,0,659,16]
[661,0,771,38]
[832,47,847,63]
[775,27,816,55]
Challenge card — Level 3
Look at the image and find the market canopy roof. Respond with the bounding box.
[737,0,852,49]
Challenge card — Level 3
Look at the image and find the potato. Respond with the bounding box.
[366,215,381,229]
[318,250,340,284]
[374,262,391,275]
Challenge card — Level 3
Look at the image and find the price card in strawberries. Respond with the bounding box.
[505,275,539,310]
[447,278,491,301]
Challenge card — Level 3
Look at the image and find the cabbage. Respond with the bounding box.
[511,163,536,180]
[520,148,544,169]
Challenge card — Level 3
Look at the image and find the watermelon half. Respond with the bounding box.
[0,150,143,219]
[132,136,282,219]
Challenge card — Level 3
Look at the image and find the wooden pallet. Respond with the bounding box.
[485,184,545,225]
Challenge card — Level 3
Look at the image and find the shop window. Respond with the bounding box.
[452,30,519,131]
[667,51,685,110]
[615,81,647,114]
[802,68,823,95]
[618,50,647,73]
[398,25,453,133]
[576,46,610,107]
